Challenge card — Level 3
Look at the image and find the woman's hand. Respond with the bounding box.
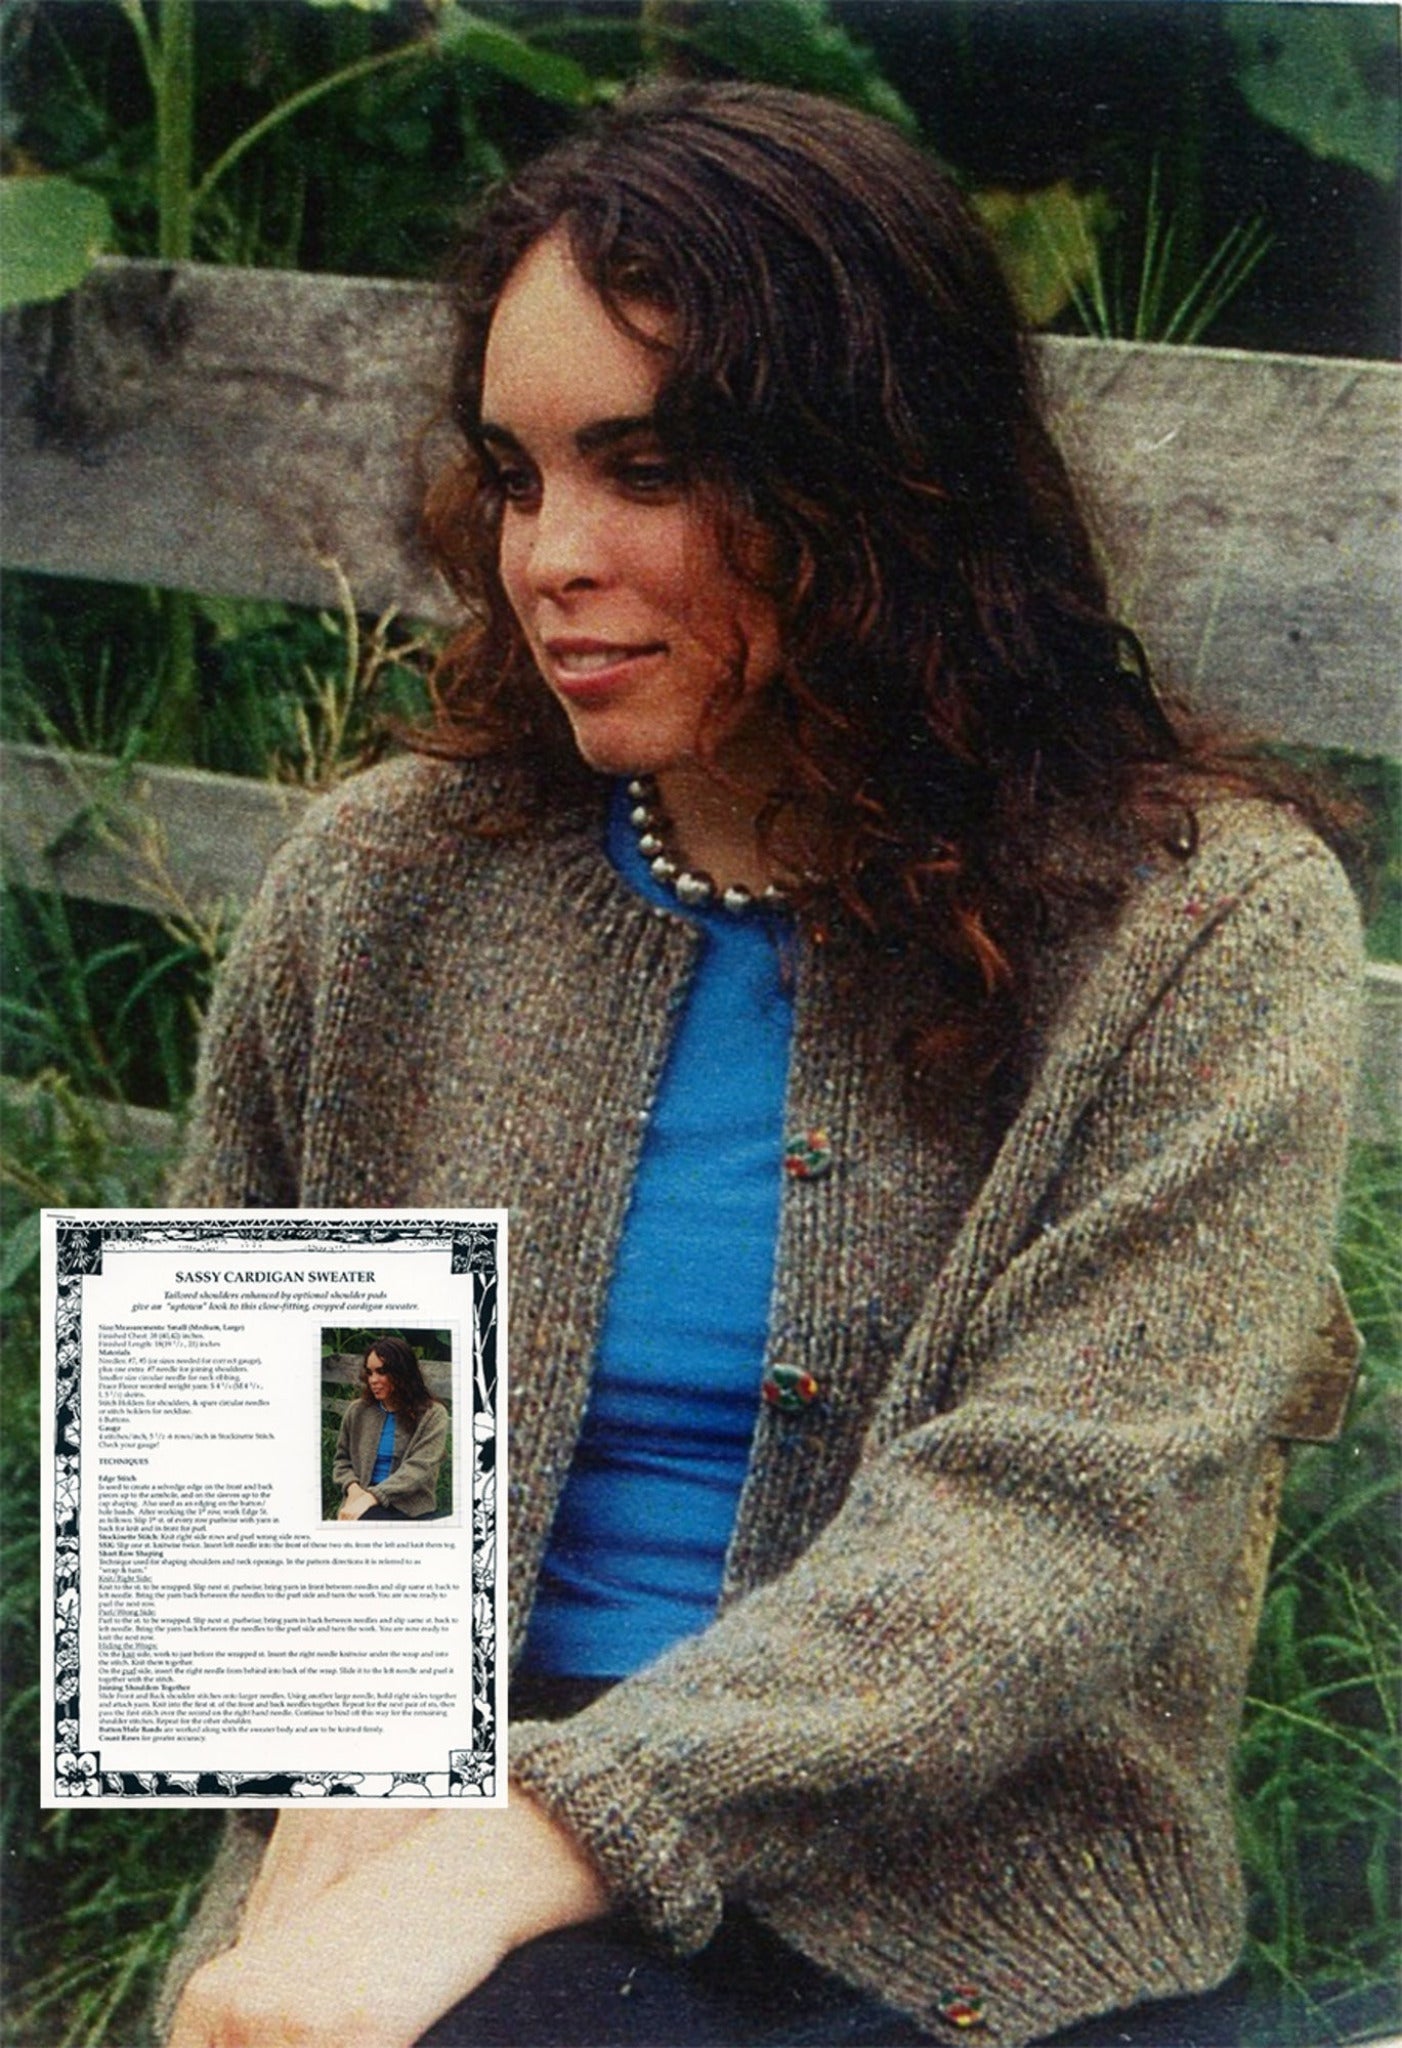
[338,1484,377,1521]
[168,1790,608,2048]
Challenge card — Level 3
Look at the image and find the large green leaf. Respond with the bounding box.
[0,177,111,311]
[685,0,915,132]
[438,8,597,105]
[1227,4,1400,186]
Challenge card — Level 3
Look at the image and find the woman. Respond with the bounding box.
[332,1336,449,1521]
[162,82,1362,2048]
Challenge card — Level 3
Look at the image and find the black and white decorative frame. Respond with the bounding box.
[49,1213,501,1802]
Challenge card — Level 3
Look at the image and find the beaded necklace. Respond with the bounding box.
[625,777,787,916]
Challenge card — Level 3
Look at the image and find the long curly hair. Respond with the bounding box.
[357,1336,438,1434]
[420,80,1355,1076]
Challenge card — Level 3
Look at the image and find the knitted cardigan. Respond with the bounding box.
[162,753,1361,2048]
[332,1396,449,1518]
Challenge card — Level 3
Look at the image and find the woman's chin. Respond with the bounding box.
[562,722,679,782]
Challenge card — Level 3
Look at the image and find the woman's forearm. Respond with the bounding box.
[168,1790,608,2048]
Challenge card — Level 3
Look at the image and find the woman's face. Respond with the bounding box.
[478,232,782,781]
[366,1353,394,1406]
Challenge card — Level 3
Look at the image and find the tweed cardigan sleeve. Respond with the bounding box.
[506,829,1363,2034]
[330,1404,358,1498]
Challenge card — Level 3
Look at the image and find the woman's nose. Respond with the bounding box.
[524,486,606,596]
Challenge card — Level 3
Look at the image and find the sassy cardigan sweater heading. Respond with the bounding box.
[169,755,1361,2048]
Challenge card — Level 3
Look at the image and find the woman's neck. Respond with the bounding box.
[650,733,814,901]
[651,763,778,896]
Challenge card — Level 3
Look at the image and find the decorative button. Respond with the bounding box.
[784,1127,834,1180]
[761,1364,821,1412]
[935,1984,986,2028]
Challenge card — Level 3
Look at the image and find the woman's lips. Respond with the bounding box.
[543,639,663,699]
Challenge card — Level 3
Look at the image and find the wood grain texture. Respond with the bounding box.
[1042,341,1402,757]
[1,260,455,621]
[3,260,1398,754]
[0,739,310,920]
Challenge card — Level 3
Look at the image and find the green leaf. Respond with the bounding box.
[0,1212,42,1295]
[438,9,597,105]
[0,177,111,311]
[1227,4,1400,186]
[685,0,916,132]
[974,182,1115,330]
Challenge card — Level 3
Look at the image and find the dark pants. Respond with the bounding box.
[414,1911,1255,2048]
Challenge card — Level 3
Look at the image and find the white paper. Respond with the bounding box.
[40,1209,506,1808]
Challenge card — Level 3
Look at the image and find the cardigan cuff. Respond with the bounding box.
[509,1719,724,1954]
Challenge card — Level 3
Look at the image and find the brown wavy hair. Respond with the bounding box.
[358,1336,439,1433]
[421,80,1356,1076]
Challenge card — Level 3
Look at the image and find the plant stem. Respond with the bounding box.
[137,0,198,757]
[156,0,194,262]
[189,41,432,222]
[151,583,199,762]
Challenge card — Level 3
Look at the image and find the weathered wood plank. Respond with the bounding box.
[0,739,310,919]
[1356,961,1402,1143]
[1,260,455,622]
[1043,341,1402,759]
[3,261,1398,756]
[0,1074,179,1161]
[2,741,1395,1140]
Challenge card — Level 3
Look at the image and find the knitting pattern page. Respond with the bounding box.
[40,1208,506,1808]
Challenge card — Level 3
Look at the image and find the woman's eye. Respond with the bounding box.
[495,466,539,505]
[615,459,680,496]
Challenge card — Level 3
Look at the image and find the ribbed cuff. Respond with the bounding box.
[510,1720,724,1954]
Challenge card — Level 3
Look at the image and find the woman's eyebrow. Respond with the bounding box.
[575,413,659,454]
[473,415,659,457]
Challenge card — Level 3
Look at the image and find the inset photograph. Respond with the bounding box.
[320,1328,453,1523]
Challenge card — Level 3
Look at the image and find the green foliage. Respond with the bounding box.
[0,891,210,1111]
[435,9,596,107]
[981,162,1272,348]
[1227,4,1401,187]
[0,174,110,309]
[1,571,435,783]
[0,1092,218,2048]
[974,181,1117,331]
[0,576,170,758]
[1236,1142,1402,2045]
[322,1389,351,1519]
[679,0,914,130]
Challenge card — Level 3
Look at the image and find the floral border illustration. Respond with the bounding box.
[51,1215,501,1801]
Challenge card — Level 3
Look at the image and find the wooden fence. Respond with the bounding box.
[2,258,1399,1140]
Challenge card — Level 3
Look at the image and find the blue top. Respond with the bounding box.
[370,1404,396,1486]
[520,782,795,1678]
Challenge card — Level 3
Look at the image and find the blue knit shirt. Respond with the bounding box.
[370,1404,396,1485]
[520,783,795,1677]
